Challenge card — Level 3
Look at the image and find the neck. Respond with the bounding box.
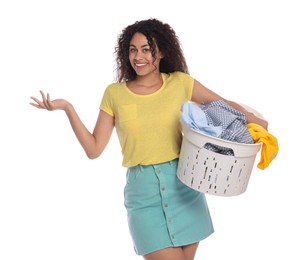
[135,73,162,87]
[126,73,163,95]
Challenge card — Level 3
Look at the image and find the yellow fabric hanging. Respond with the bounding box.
[247,123,279,170]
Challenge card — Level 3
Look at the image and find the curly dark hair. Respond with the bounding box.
[115,18,189,82]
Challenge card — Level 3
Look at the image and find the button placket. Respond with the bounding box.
[154,165,177,244]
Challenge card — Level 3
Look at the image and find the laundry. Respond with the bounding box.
[180,101,222,137]
[181,101,254,155]
[247,123,279,170]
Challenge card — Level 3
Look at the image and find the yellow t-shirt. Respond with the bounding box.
[100,72,194,167]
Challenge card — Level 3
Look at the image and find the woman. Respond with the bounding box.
[30,18,268,260]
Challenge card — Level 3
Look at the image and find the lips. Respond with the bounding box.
[135,63,147,67]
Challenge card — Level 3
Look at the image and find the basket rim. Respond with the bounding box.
[181,123,261,148]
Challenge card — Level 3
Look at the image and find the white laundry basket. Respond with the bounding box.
[177,124,261,196]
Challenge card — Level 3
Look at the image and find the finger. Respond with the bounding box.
[29,102,43,109]
[40,90,49,109]
[46,93,53,109]
[46,93,55,111]
[30,96,40,103]
[30,96,45,108]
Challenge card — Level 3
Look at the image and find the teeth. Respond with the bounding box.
[135,63,146,66]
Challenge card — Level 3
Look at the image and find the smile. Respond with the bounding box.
[135,63,147,67]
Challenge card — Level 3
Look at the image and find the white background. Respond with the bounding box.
[0,0,307,259]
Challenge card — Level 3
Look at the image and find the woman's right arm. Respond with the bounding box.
[30,90,114,159]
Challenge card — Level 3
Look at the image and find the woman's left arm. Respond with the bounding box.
[191,79,268,130]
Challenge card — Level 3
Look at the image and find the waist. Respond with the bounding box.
[128,158,179,172]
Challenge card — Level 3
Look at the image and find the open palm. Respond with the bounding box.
[30,90,69,111]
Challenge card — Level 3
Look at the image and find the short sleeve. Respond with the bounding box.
[174,71,194,100]
[99,85,114,117]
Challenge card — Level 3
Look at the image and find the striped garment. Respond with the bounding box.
[180,100,253,155]
[200,100,253,155]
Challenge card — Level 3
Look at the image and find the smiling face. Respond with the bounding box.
[128,32,163,77]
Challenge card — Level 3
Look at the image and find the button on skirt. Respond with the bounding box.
[124,159,214,255]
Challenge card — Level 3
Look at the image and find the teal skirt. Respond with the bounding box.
[124,159,214,255]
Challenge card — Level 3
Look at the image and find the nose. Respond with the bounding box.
[133,50,143,60]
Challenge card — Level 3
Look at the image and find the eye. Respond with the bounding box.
[129,47,137,53]
[142,48,151,53]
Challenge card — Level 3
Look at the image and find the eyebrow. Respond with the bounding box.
[129,44,150,48]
